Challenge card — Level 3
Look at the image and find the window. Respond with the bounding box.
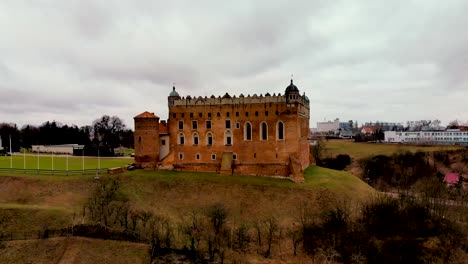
[233,153,237,160]
[236,112,239,117]
[261,122,268,140]
[226,120,231,129]
[199,113,202,118]
[236,122,240,129]
[206,120,212,129]
[255,111,259,116]
[207,132,213,145]
[182,113,185,118]
[265,111,268,116]
[226,112,230,117]
[196,153,200,160]
[254,153,256,158]
[173,113,176,118]
[178,133,185,145]
[208,113,212,118]
[245,122,252,141]
[217,112,221,117]
[138,136,141,142]
[179,153,184,160]
[275,110,279,115]
[277,121,284,140]
[190,113,194,118]
[192,120,198,129]
[225,130,233,145]
[245,112,249,117]
[161,139,166,145]
[193,132,199,145]
[211,154,216,160]
[178,121,184,130]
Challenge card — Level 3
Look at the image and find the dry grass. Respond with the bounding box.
[0,166,375,262]
[0,166,375,230]
[0,237,149,264]
[324,139,463,160]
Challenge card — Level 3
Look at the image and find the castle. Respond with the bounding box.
[134,79,310,181]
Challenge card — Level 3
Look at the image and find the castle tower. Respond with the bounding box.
[168,85,181,106]
[134,111,160,169]
[285,79,300,103]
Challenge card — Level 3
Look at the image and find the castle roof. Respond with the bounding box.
[159,122,169,134]
[169,86,180,97]
[134,111,159,119]
[285,79,299,94]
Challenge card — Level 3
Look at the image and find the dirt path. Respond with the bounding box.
[58,237,82,264]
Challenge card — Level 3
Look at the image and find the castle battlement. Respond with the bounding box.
[172,93,309,107]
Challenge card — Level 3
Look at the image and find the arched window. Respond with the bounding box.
[192,132,199,145]
[225,130,233,145]
[206,132,213,145]
[277,121,285,140]
[244,122,252,141]
[260,122,268,140]
[178,132,185,145]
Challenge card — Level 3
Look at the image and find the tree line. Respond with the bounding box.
[0,115,134,152]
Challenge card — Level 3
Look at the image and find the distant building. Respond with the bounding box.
[317,119,339,133]
[384,129,468,146]
[32,144,84,154]
[361,126,375,134]
[317,118,352,133]
[362,122,404,131]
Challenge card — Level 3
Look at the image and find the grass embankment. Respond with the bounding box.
[0,156,132,170]
[325,139,462,160]
[0,166,375,234]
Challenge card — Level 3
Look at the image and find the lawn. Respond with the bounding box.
[0,155,132,170]
[324,139,463,160]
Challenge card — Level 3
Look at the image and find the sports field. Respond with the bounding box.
[0,154,132,170]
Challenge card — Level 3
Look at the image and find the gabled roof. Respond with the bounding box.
[134,111,159,119]
[361,126,374,133]
[159,122,169,134]
[444,173,459,184]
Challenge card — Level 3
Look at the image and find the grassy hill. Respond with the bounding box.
[0,166,375,234]
[0,166,376,263]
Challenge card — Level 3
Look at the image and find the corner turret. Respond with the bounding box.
[285,79,300,103]
[168,85,181,106]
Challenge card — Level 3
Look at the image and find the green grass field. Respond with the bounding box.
[325,139,463,159]
[0,155,132,170]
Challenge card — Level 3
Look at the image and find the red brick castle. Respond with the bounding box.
[134,79,310,181]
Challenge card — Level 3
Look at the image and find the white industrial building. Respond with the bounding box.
[32,144,84,154]
[384,129,468,146]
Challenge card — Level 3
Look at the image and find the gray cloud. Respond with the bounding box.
[0,0,467,129]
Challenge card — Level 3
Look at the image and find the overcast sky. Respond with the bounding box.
[1,0,467,130]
